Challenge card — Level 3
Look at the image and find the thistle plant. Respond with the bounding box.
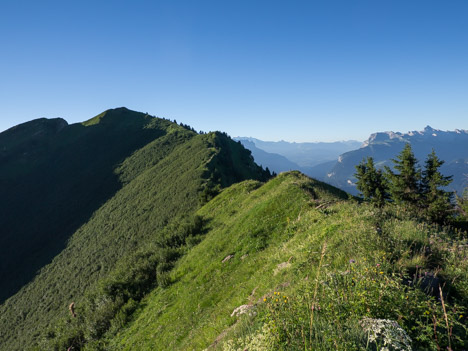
[360,318,412,351]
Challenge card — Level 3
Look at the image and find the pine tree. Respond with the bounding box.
[420,149,453,223]
[385,143,421,210]
[355,157,388,207]
[458,187,468,218]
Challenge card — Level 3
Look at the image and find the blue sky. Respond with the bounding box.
[1,0,467,141]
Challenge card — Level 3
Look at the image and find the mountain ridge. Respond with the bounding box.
[109,171,467,351]
[0,108,175,303]
[0,108,270,350]
[362,125,468,147]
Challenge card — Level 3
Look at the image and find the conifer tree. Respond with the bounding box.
[385,143,421,209]
[355,157,388,207]
[420,149,453,223]
[458,187,468,219]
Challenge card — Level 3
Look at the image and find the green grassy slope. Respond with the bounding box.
[110,172,346,350]
[0,108,174,302]
[0,110,269,351]
[111,172,467,351]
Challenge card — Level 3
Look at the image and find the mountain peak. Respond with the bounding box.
[424,125,435,132]
[0,117,68,147]
[82,107,149,127]
[110,106,129,112]
[362,131,404,146]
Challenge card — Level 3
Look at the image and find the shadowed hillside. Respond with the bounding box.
[0,108,184,302]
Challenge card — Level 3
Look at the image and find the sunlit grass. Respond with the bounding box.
[111,172,467,351]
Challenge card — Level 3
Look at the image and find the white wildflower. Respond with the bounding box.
[360,318,412,351]
[223,324,274,351]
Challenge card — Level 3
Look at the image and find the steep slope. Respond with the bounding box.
[105,172,346,350]
[109,172,467,351]
[325,126,468,195]
[0,108,173,302]
[0,110,269,351]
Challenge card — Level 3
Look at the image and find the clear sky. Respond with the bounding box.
[1,0,467,142]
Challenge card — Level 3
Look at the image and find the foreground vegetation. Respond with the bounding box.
[103,172,466,350]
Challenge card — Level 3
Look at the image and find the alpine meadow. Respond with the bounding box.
[0,108,467,351]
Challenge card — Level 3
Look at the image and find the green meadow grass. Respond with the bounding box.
[110,172,467,351]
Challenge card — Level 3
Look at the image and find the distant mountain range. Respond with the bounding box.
[234,137,361,172]
[326,126,468,195]
[237,126,468,195]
